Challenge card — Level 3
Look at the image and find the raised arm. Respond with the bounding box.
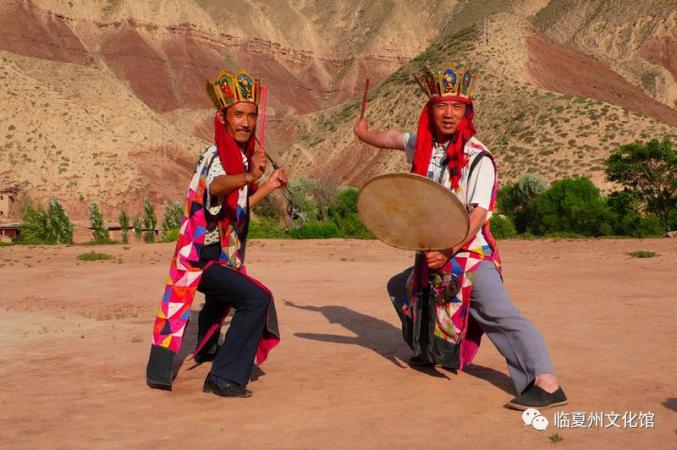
[353,117,405,150]
[210,146,267,197]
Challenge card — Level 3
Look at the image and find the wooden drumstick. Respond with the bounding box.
[258,85,267,148]
[360,78,370,119]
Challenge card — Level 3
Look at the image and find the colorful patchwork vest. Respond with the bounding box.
[403,141,501,369]
[145,146,280,390]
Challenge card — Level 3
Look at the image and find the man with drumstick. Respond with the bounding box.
[353,66,567,410]
[146,68,286,397]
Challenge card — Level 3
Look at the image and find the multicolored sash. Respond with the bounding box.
[402,149,501,369]
[145,146,279,389]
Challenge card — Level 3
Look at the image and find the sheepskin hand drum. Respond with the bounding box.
[357,173,469,251]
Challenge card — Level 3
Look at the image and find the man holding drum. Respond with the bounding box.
[353,66,567,410]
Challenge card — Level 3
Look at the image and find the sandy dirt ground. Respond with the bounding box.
[0,238,675,449]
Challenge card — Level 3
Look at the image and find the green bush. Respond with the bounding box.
[248,217,288,239]
[327,188,372,238]
[161,202,183,242]
[290,221,339,239]
[287,177,338,221]
[529,177,614,236]
[635,215,665,237]
[669,209,677,231]
[498,173,548,233]
[161,228,180,242]
[490,214,517,239]
[252,195,279,219]
[607,191,664,237]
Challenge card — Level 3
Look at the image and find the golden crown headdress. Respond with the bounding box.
[205,69,262,109]
[414,65,476,100]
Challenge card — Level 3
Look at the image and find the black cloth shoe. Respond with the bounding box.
[409,355,435,367]
[203,374,252,398]
[506,384,568,410]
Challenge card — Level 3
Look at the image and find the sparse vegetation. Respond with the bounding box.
[627,250,658,258]
[77,251,113,261]
[549,433,564,444]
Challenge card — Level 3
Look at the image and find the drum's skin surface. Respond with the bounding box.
[357,173,469,251]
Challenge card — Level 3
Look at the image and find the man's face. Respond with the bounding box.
[430,100,466,137]
[223,102,258,144]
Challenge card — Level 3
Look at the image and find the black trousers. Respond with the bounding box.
[197,263,271,386]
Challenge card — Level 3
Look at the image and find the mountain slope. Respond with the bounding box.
[0,0,675,221]
[0,0,454,219]
[286,2,677,190]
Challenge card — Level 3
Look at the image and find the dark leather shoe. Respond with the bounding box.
[506,384,568,410]
[409,354,435,367]
[203,374,252,398]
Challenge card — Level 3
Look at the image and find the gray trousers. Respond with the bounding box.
[387,260,554,394]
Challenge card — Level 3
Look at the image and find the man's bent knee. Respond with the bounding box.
[251,291,272,310]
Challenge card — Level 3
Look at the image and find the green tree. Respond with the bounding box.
[132,217,142,240]
[161,202,184,242]
[89,202,110,243]
[119,210,130,244]
[20,200,73,244]
[605,139,676,230]
[47,199,73,244]
[143,199,157,243]
[20,201,52,244]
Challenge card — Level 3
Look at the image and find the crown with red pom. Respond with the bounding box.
[205,69,262,109]
[413,65,476,100]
